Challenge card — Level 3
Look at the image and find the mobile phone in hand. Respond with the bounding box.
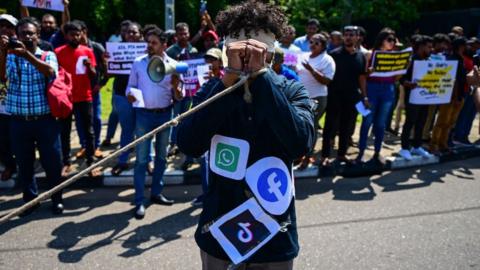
[200,1,207,14]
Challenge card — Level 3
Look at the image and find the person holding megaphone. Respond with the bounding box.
[125,27,182,219]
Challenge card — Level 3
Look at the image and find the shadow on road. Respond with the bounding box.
[0,188,131,236]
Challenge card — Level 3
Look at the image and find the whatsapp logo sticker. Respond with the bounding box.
[210,135,250,180]
[216,143,240,172]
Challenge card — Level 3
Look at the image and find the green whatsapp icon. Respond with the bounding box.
[215,142,240,172]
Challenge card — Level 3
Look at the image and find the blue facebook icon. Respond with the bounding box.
[257,168,288,202]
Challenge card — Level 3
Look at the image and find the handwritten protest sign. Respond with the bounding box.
[370,48,412,77]
[22,0,64,12]
[409,60,458,105]
[183,57,206,92]
[106,42,147,75]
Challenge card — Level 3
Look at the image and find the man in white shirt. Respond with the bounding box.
[277,25,301,52]
[126,27,183,219]
[296,33,335,169]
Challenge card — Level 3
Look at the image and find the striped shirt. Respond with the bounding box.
[5,47,58,116]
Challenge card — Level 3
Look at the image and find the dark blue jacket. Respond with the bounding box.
[177,69,314,263]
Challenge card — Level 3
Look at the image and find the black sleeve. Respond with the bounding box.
[400,60,414,85]
[176,78,245,157]
[252,74,315,159]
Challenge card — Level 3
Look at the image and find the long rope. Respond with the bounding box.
[0,69,267,225]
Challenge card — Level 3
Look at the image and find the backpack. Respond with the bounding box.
[41,52,73,119]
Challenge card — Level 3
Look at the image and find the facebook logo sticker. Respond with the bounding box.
[246,157,293,215]
[257,168,288,202]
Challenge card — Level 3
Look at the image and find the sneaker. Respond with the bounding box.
[134,204,145,219]
[411,147,433,158]
[398,149,413,161]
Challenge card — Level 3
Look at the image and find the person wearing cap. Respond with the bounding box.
[272,47,299,81]
[0,17,64,215]
[321,25,367,165]
[177,1,314,268]
[203,47,223,79]
[191,47,225,207]
[0,14,18,182]
[202,30,220,52]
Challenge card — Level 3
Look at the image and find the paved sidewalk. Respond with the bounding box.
[1,115,480,189]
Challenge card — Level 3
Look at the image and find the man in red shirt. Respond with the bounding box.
[55,21,97,175]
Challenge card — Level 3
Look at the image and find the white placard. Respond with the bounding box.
[209,198,281,265]
[197,64,211,86]
[129,88,145,108]
[245,157,293,215]
[75,56,88,75]
[22,0,64,12]
[209,135,250,180]
[409,60,458,105]
[106,42,147,75]
[355,101,371,117]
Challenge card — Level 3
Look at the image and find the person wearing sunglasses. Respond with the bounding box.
[357,27,399,164]
[297,33,335,169]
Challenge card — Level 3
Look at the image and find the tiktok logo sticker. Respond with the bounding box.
[246,157,293,215]
[210,135,250,180]
[209,198,281,265]
[237,222,253,243]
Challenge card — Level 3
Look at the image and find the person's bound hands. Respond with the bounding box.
[226,39,267,73]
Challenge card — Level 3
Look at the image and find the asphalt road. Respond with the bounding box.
[1,158,479,270]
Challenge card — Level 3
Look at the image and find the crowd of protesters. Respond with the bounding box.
[1,1,480,220]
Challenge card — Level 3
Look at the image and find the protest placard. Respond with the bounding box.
[22,0,64,12]
[106,42,147,75]
[183,57,206,92]
[409,60,458,105]
[370,48,412,77]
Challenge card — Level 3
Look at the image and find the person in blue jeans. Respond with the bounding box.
[126,27,182,219]
[454,53,479,145]
[357,28,399,163]
[110,22,143,176]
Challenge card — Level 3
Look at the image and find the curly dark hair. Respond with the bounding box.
[215,0,288,39]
